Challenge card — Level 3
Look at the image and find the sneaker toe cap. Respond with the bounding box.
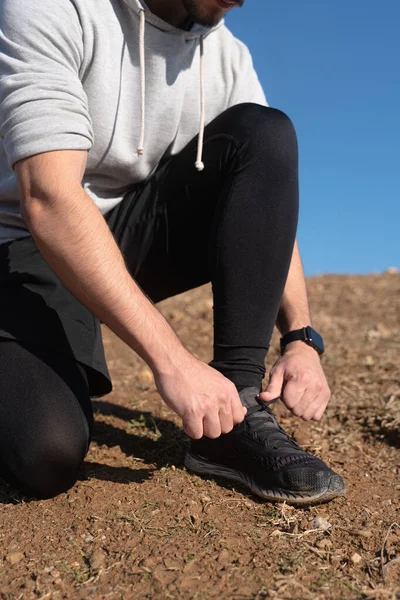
[280,466,346,494]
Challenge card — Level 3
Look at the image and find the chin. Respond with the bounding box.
[183,0,224,27]
[197,14,223,27]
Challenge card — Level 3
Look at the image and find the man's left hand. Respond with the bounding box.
[258,341,331,421]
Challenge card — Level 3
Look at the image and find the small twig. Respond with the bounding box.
[277,527,325,539]
[203,528,219,539]
[380,522,400,584]
[304,543,326,559]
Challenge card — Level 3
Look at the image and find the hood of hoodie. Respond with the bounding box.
[0,0,267,242]
[122,0,224,39]
[122,0,226,171]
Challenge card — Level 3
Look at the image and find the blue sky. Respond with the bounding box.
[227,0,399,275]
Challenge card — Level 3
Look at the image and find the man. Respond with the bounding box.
[0,0,345,504]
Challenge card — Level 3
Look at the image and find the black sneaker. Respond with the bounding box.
[184,386,346,506]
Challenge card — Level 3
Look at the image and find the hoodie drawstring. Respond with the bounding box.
[195,35,205,172]
[136,10,205,172]
[137,8,146,156]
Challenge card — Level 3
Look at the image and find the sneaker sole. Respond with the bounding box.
[184,452,346,506]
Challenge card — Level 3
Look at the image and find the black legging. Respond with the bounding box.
[0,104,299,498]
[0,341,92,498]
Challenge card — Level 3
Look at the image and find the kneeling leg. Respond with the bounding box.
[0,341,92,499]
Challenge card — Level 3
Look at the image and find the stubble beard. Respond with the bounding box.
[181,0,243,27]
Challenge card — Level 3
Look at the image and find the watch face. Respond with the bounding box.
[306,326,325,354]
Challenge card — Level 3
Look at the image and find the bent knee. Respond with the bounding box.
[227,102,295,130]
[224,103,298,156]
[12,436,87,499]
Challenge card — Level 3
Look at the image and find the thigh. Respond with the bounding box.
[135,137,232,303]
[108,126,238,303]
[0,237,111,397]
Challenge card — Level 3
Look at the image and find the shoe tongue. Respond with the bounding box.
[238,387,262,409]
[238,387,301,451]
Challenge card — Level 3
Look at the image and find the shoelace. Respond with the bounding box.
[245,395,280,417]
[245,395,301,450]
[247,396,282,416]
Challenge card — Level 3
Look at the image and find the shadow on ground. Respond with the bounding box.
[88,400,266,501]
[90,399,189,468]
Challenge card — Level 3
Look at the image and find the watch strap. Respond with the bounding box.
[280,328,308,353]
[280,326,324,355]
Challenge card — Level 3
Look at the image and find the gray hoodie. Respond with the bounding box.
[0,0,267,243]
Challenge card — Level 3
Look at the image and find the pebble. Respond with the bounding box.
[163,557,181,571]
[382,499,392,506]
[316,539,332,550]
[5,552,24,565]
[89,549,106,571]
[84,536,95,543]
[270,530,281,537]
[217,549,231,564]
[351,553,362,565]
[312,516,332,531]
[188,501,200,524]
[50,569,61,579]
[200,496,212,504]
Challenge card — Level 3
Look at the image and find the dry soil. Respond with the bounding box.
[0,273,399,600]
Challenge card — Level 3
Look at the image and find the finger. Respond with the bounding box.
[259,365,284,402]
[302,386,331,421]
[292,386,322,418]
[219,408,234,434]
[312,399,329,421]
[183,415,203,440]
[314,386,331,420]
[281,379,306,412]
[307,386,331,421]
[231,392,247,425]
[300,390,325,421]
[203,413,222,439]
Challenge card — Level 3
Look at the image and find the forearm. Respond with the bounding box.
[262,240,330,420]
[276,239,312,335]
[22,184,185,375]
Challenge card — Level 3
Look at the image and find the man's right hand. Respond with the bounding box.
[154,352,246,439]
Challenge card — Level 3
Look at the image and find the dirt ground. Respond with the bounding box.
[0,273,399,600]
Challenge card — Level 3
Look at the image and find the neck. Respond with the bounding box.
[143,0,188,28]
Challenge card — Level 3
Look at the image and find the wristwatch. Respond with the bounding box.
[280,326,325,355]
